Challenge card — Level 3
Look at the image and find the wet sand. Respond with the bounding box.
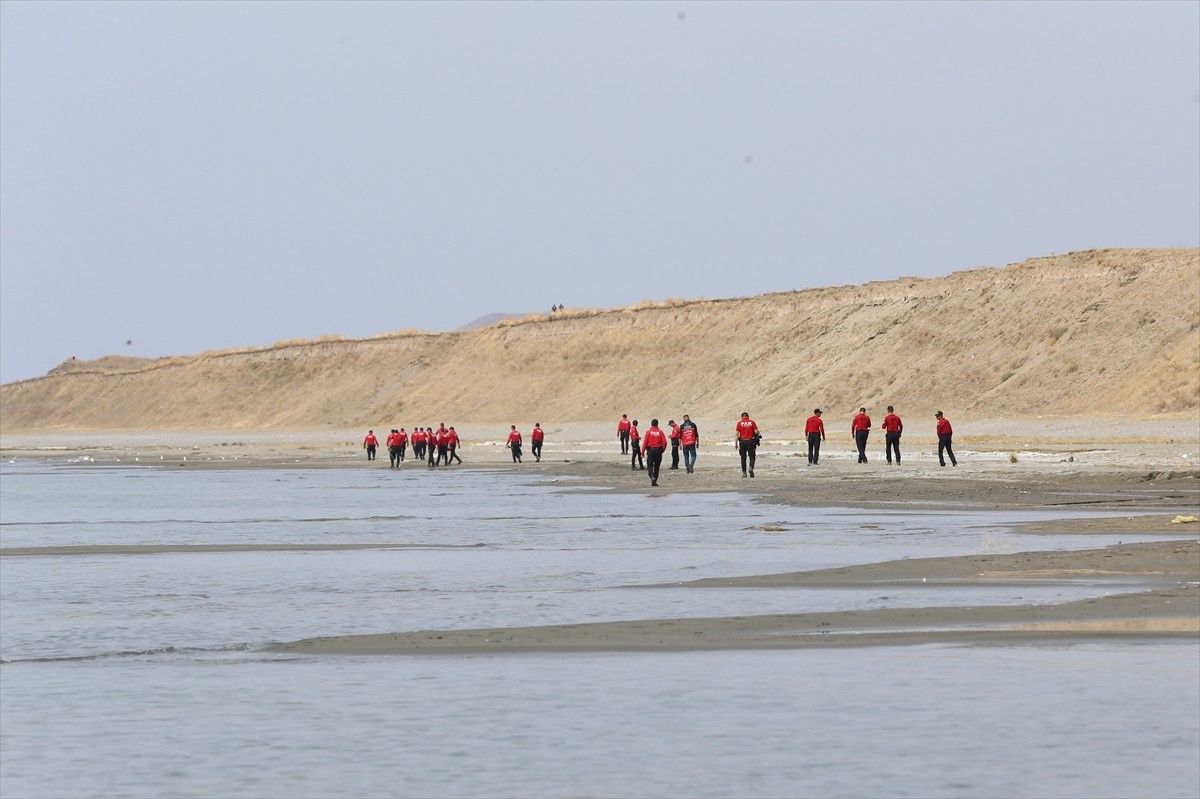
[4,424,1198,652]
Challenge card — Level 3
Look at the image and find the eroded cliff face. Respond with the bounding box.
[3,248,1197,431]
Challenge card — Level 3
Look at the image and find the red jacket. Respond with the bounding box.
[641,426,667,453]
[447,430,460,447]
[882,413,903,433]
[396,430,408,445]
[386,432,399,447]
[507,430,523,445]
[805,416,825,437]
[680,425,698,446]
[668,423,681,442]
[411,429,426,444]
[851,413,871,433]
[936,417,953,436]
[617,418,632,434]
[629,425,640,442]
[531,426,544,442]
[735,418,758,440]
[363,434,378,447]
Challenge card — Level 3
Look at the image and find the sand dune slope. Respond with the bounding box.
[2,248,1197,431]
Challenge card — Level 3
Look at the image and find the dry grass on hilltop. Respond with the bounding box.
[2,248,1197,432]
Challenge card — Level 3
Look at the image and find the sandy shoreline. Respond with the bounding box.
[4,422,1198,652]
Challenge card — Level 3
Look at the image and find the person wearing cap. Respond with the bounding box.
[805,409,825,465]
[679,414,700,473]
[641,419,668,487]
[734,411,760,478]
[851,407,872,464]
[363,430,379,461]
[881,406,903,465]
[667,419,682,470]
[935,411,957,467]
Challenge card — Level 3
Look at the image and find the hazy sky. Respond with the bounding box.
[2,1,1197,384]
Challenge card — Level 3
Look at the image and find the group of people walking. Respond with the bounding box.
[361,408,958,480]
[618,415,702,486]
[363,424,465,468]
[802,406,956,467]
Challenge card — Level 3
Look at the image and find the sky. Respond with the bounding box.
[1,1,1197,384]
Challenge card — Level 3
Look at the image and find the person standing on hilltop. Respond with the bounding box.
[881,406,903,465]
[935,411,958,467]
[667,419,681,470]
[629,420,644,470]
[805,409,825,465]
[617,414,632,454]
[679,414,700,473]
[447,426,462,465]
[507,425,523,463]
[734,411,760,478]
[363,430,379,461]
[531,423,545,462]
[642,419,668,487]
[851,407,872,464]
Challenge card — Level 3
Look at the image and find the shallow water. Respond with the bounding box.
[1,462,1196,798]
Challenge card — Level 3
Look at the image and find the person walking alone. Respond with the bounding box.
[679,414,699,473]
[805,409,825,465]
[734,412,760,478]
[881,406,903,465]
[531,423,544,462]
[507,425,523,463]
[851,407,871,464]
[668,420,681,470]
[363,430,379,461]
[641,419,668,487]
[935,411,957,466]
[617,414,632,454]
[629,421,644,470]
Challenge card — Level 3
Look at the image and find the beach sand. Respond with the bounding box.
[3,420,1198,653]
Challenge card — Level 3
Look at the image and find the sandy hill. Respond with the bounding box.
[2,248,1197,433]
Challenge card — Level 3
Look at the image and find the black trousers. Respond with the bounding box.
[448,445,461,464]
[510,444,522,463]
[531,440,542,461]
[738,440,757,473]
[389,446,400,467]
[645,447,664,482]
[670,442,680,468]
[807,433,822,464]
[619,431,630,454]
[631,444,643,469]
[398,443,406,461]
[938,434,957,466]
[855,430,869,463]
[366,445,376,461]
[885,431,901,463]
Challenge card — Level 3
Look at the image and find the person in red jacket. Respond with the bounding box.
[679,414,700,473]
[434,423,450,467]
[641,419,668,487]
[447,426,462,465]
[411,427,426,461]
[935,411,957,467]
[881,406,903,465]
[396,428,408,462]
[386,429,401,468]
[426,427,437,467]
[629,420,644,471]
[363,430,379,461]
[617,414,632,454]
[531,423,545,462]
[851,407,872,464]
[805,409,825,465]
[734,411,760,478]
[506,425,523,463]
[667,420,682,470]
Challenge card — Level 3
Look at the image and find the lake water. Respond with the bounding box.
[1,462,1197,799]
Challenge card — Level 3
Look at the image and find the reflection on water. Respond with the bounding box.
[1,462,1196,798]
